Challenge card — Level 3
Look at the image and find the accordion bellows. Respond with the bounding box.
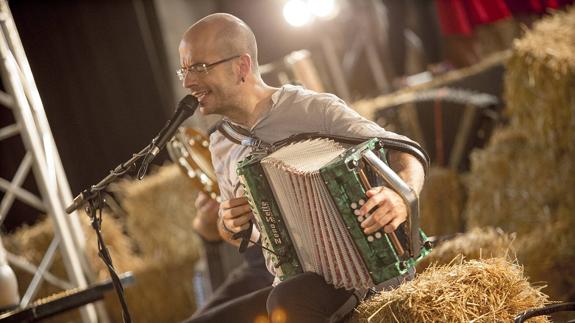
[262,139,372,289]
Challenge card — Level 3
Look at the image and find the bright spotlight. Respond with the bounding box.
[283,0,313,27]
[308,0,339,19]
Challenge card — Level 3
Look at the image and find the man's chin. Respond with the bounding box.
[199,105,216,115]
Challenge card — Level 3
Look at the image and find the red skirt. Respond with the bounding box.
[435,0,574,35]
[435,0,511,35]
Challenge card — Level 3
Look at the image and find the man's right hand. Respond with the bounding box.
[219,196,254,233]
[193,192,221,242]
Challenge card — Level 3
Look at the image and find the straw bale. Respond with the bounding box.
[505,6,575,152]
[464,128,572,234]
[104,260,197,323]
[2,213,141,287]
[464,7,575,303]
[515,205,575,302]
[349,258,549,323]
[416,227,515,271]
[2,214,144,322]
[420,167,465,236]
[112,163,202,264]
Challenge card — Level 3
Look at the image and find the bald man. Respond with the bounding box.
[178,13,427,323]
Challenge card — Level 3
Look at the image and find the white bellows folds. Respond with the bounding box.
[261,138,373,290]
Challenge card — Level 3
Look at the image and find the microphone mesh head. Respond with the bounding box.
[179,95,199,112]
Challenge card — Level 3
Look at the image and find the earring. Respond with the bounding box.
[241,77,245,83]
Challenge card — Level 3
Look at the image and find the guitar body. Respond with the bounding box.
[167,127,220,201]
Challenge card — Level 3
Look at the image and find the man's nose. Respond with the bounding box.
[182,71,198,88]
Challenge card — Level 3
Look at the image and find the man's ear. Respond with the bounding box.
[238,53,252,82]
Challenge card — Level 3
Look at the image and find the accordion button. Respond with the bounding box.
[367,235,375,242]
[358,199,365,205]
[357,216,365,222]
[354,209,361,216]
[350,202,358,209]
[375,232,382,239]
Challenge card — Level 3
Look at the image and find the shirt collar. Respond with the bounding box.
[225,86,285,133]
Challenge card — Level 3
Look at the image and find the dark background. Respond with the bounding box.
[0,0,504,231]
[0,0,340,230]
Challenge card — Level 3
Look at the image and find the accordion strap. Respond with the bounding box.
[217,121,429,172]
[216,120,272,152]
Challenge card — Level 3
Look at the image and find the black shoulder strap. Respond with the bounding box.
[216,120,272,151]
[216,123,429,173]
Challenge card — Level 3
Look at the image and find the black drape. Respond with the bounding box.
[1,0,175,230]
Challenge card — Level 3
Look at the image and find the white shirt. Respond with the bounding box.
[210,84,413,203]
[209,84,418,284]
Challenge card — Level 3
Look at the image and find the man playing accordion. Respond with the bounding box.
[179,13,428,323]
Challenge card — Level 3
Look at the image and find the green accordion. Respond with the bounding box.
[237,135,430,290]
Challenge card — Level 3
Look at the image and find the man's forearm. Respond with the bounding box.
[387,150,426,195]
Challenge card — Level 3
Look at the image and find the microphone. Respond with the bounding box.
[139,95,199,176]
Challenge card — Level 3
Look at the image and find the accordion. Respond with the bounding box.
[237,134,431,290]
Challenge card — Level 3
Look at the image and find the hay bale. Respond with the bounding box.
[505,8,575,153]
[464,129,569,234]
[104,260,197,323]
[112,163,202,264]
[515,205,575,302]
[350,258,549,323]
[3,213,140,287]
[2,213,143,322]
[2,163,205,322]
[416,227,515,271]
[420,167,465,236]
[464,7,575,302]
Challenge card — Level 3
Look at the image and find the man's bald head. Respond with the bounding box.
[181,13,259,72]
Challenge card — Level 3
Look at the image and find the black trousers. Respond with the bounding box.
[194,247,274,316]
[183,273,355,323]
[194,259,274,315]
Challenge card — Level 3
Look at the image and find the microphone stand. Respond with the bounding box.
[66,143,154,323]
[66,95,197,323]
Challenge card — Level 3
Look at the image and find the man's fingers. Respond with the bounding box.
[221,196,248,209]
[361,210,393,235]
[384,217,404,233]
[359,194,392,218]
[222,213,252,233]
[222,203,252,219]
[194,192,209,208]
[231,214,252,228]
[198,199,219,215]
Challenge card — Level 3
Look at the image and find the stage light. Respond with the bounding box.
[283,0,313,27]
[308,0,339,19]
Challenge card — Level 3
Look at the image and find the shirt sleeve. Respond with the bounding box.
[322,95,416,143]
[209,132,234,207]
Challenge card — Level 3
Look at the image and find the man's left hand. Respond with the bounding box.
[357,186,407,235]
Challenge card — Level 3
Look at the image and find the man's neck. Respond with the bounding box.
[229,84,279,129]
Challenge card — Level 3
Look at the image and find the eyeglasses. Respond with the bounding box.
[177,55,241,81]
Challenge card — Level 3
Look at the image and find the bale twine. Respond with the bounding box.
[112,163,201,264]
[420,167,465,236]
[350,258,549,323]
[416,227,515,271]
